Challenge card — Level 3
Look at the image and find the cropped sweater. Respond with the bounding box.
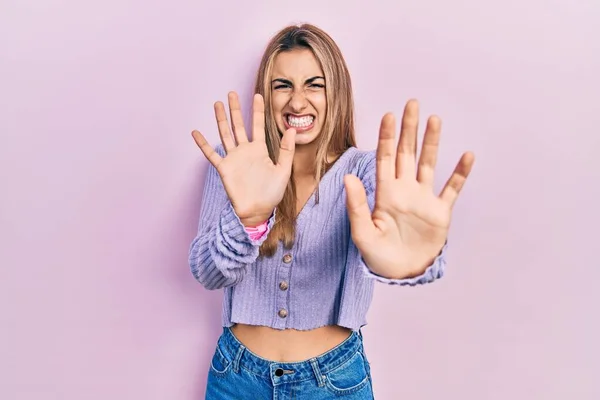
[189,145,447,331]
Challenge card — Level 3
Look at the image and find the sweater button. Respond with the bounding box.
[278,309,288,318]
[279,281,289,291]
[282,254,293,263]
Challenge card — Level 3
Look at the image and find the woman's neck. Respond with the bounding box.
[292,143,318,178]
[292,142,339,180]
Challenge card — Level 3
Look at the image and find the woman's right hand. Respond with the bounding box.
[192,92,296,227]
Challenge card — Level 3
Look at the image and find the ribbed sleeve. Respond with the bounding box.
[188,145,275,290]
[358,242,448,285]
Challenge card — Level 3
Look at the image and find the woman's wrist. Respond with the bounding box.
[244,216,270,241]
[239,210,274,228]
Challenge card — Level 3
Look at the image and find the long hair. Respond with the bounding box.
[254,24,357,257]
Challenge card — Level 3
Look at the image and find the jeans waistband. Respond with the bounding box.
[218,327,363,386]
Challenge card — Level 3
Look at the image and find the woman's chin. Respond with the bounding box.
[294,133,320,146]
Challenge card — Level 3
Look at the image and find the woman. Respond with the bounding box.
[189,23,474,399]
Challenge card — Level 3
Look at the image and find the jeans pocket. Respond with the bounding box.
[209,343,232,377]
[324,350,371,396]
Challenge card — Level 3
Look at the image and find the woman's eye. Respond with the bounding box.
[274,84,290,90]
[309,84,325,88]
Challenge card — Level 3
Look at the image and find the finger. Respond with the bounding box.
[191,130,223,168]
[440,151,475,207]
[214,101,235,152]
[252,93,266,143]
[376,113,397,184]
[417,115,441,187]
[277,127,296,170]
[396,99,419,179]
[344,175,377,243]
[228,91,249,144]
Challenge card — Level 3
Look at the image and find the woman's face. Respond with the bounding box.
[270,48,327,147]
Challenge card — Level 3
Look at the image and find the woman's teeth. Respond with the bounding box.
[287,115,314,128]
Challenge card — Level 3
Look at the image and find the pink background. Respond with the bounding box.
[2,0,599,399]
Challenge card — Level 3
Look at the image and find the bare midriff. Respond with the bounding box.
[230,323,352,362]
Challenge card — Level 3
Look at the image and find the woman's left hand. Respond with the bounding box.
[344,99,475,280]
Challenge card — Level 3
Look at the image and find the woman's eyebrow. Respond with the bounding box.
[271,76,325,85]
[305,76,325,84]
[272,78,292,85]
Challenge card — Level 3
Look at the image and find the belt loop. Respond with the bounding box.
[232,343,245,374]
[309,358,326,387]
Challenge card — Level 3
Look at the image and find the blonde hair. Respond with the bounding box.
[254,24,357,257]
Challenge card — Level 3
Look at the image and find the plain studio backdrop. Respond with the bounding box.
[1,0,599,399]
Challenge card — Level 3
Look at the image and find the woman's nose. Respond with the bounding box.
[288,90,308,112]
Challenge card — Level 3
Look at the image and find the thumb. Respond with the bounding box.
[344,174,376,242]
[277,128,296,170]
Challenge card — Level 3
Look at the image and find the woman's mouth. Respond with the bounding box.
[284,114,315,133]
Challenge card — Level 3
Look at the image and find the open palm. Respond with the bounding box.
[344,99,475,279]
[192,92,296,227]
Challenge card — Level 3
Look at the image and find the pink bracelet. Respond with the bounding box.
[245,220,269,240]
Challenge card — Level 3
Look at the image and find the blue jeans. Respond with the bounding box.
[205,327,374,399]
